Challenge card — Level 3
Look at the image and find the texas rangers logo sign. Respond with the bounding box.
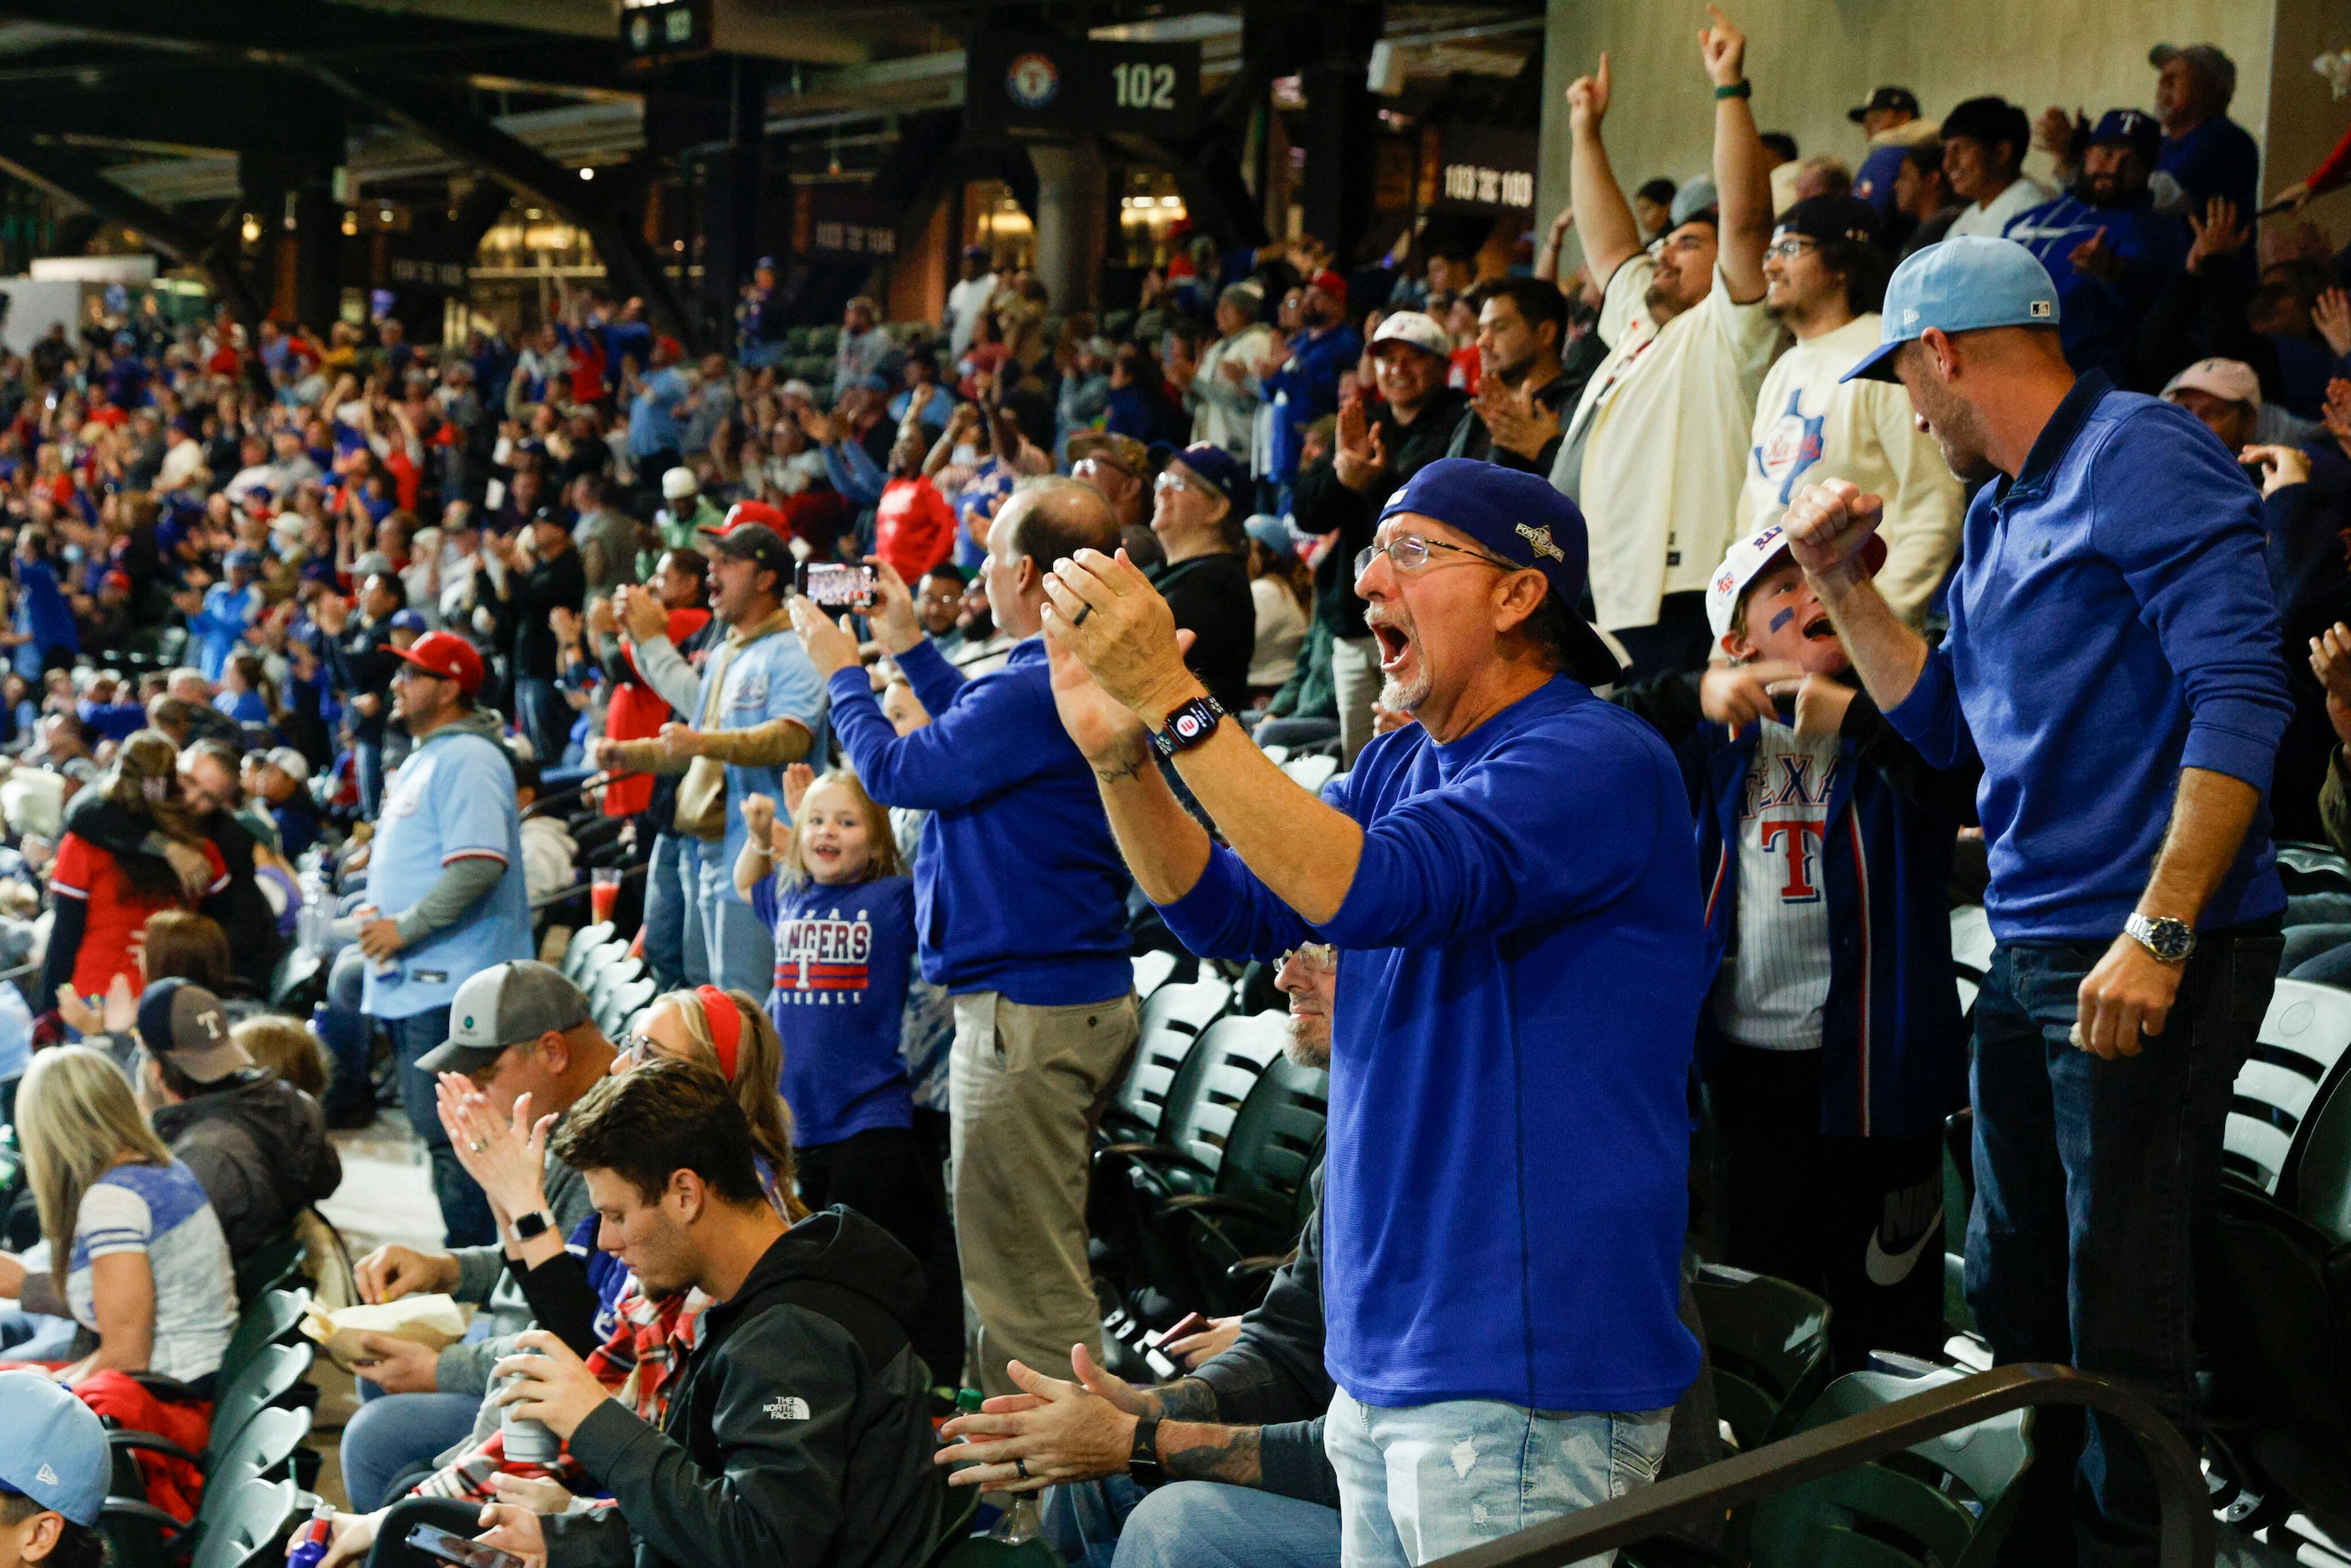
[1754,389,1826,504]
[1006,53,1061,110]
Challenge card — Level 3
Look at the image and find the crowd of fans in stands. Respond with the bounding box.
[0,10,2348,1568]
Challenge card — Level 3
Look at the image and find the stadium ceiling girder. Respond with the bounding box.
[0,131,265,321]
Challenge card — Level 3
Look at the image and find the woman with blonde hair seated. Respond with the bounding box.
[0,1045,236,1391]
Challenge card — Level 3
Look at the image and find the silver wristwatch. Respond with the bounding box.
[2124,913,2195,964]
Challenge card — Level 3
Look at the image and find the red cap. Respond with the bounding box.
[390,630,485,695]
[720,500,786,534]
[655,335,684,362]
[1307,268,1347,304]
[102,570,130,593]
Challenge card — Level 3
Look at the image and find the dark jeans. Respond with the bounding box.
[1970,923,2281,1568]
[513,676,565,769]
[1712,1046,1946,1372]
[799,1123,963,1387]
[1610,589,1712,683]
[382,1003,496,1247]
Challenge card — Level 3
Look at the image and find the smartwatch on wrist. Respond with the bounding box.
[1151,695,1227,758]
[1128,1416,1165,1490]
[513,1208,558,1241]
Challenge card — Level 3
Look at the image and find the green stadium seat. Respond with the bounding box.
[1690,1264,1832,1450]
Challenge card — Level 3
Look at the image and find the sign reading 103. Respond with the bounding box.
[1110,59,1179,111]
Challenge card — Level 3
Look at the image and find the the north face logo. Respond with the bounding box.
[765,1396,810,1421]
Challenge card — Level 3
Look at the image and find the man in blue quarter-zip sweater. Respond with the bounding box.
[1039,457,1705,1568]
[791,476,1138,1401]
[1790,235,2293,1568]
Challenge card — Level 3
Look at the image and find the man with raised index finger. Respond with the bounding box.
[1779,234,2291,1568]
[1039,458,1705,1567]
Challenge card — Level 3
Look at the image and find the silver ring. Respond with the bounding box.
[1070,603,1093,627]
[1014,1458,1029,1479]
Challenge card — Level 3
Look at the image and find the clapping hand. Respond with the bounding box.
[2313,287,2351,360]
[2185,196,2247,271]
[781,761,816,822]
[2310,622,2351,749]
[1475,377,1554,461]
[435,1075,555,1222]
[1332,398,1388,492]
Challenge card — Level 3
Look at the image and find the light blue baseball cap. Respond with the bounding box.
[1841,235,2061,383]
[0,1370,109,1525]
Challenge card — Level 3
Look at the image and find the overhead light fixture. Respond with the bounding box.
[341,212,358,236]
[579,167,595,181]
[379,208,394,224]
[240,214,260,244]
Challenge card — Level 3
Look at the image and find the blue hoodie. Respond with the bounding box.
[825,637,1132,1005]
[1161,676,1704,1413]
[1883,372,2291,943]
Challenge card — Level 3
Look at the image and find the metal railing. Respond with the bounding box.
[1426,1363,2213,1568]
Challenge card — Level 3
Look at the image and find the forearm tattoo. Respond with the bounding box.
[1161,1423,1262,1487]
[1091,736,1156,787]
[1146,1377,1221,1422]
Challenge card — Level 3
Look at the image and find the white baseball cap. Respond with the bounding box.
[1706,521,1885,642]
[2161,357,2259,408]
[660,467,700,501]
[1368,311,1453,360]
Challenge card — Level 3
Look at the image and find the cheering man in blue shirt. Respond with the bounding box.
[1785,235,2292,1566]
[1039,458,1704,1567]
[791,478,1139,1400]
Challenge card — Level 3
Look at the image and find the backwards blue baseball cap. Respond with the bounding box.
[0,1369,109,1525]
[1841,236,2060,383]
[389,609,429,634]
[1377,458,1623,686]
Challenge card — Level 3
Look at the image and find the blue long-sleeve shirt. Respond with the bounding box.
[2004,193,2187,379]
[190,580,262,680]
[1261,323,1363,485]
[1160,675,1705,1413]
[1883,372,2291,943]
[824,637,1132,1005]
[822,437,887,507]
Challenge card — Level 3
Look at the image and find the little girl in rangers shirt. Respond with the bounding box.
[736,764,961,1383]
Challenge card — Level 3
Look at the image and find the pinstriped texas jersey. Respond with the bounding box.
[1710,719,1840,1050]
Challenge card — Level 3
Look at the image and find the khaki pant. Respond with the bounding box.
[1331,634,1383,767]
[949,989,1140,1394]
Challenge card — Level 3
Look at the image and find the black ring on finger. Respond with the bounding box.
[1014,1458,1030,1479]
[1071,603,1093,627]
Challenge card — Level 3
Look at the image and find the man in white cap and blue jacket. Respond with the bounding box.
[1039,458,1706,1565]
[1782,234,2292,1566]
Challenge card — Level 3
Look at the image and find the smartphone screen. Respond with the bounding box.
[407,1525,527,1568]
[796,562,877,610]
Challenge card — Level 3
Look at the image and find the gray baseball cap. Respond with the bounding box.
[416,961,591,1075]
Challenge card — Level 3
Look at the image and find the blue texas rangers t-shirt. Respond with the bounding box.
[752,872,918,1147]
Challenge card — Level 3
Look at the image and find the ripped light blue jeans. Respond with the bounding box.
[1324,1387,1671,1568]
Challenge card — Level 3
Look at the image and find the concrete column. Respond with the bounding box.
[1029,137,1109,313]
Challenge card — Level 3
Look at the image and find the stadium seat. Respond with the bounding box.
[598,974,657,1039]
[2223,978,2351,1198]
[193,1478,301,1568]
[1691,1263,1833,1451]
[233,1229,306,1306]
[1131,948,1178,1001]
[1160,1041,1328,1312]
[559,922,619,982]
[1100,976,1231,1148]
[1948,906,1992,1018]
[2276,841,2351,898]
[215,1287,309,1391]
[1280,754,1339,795]
[1750,1363,2033,1568]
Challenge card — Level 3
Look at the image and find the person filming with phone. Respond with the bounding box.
[789,477,1140,1403]
[593,518,824,995]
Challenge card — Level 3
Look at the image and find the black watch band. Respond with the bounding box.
[1128,1416,1165,1490]
[1151,695,1226,758]
[513,1208,557,1240]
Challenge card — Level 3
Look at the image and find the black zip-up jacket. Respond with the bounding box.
[151,1070,341,1259]
[544,1207,940,1568]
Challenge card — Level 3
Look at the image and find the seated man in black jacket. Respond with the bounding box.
[943,944,1342,1568]
[360,1060,940,1568]
[134,978,341,1258]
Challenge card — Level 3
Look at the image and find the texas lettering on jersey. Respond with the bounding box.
[1738,739,1838,903]
[774,907,874,1004]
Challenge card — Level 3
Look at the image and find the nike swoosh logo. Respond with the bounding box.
[1864,1211,1943,1287]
